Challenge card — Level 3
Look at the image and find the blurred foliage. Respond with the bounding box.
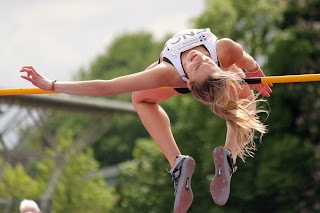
[53,149,115,213]
[115,139,173,213]
[193,0,284,57]
[0,113,116,212]
[0,162,42,199]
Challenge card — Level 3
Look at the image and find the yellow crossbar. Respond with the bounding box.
[1,74,320,96]
[0,88,57,96]
[260,74,320,84]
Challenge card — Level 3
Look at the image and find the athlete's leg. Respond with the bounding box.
[219,65,256,163]
[132,87,181,167]
[209,120,238,206]
[210,66,254,205]
[132,88,195,213]
[224,123,238,163]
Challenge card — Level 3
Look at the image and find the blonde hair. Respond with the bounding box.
[189,70,268,161]
[19,199,41,213]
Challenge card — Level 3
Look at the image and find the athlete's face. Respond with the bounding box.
[185,50,220,85]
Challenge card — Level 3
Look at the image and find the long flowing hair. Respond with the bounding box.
[189,70,268,161]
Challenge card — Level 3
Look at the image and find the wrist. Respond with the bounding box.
[50,80,57,91]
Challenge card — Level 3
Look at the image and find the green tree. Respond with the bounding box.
[0,158,42,198]
[264,0,320,211]
[52,149,116,213]
[193,0,284,56]
[38,113,118,212]
[115,139,173,213]
[0,112,117,212]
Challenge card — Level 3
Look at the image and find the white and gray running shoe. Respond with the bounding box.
[210,146,237,206]
[168,155,196,213]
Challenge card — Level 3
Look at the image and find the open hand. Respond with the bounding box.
[20,66,52,90]
[245,68,273,97]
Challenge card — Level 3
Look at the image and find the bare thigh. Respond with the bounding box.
[132,87,181,105]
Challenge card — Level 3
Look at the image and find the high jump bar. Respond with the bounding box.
[242,73,320,85]
[1,74,320,96]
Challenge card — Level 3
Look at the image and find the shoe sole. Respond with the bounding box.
[210,146,231,206]
[174,157,196,213]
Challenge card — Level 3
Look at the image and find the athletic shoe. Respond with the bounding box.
[210,146,237,206]
[168,155,196,213]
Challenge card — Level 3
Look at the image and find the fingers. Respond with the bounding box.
[256,85,267,97]
[20,75,32,81]
[266,84,273,94]
[20,66,34,76]
[20,66,37,78]
[258,84,272,97]
[250,84,272,97]
[245,68,273,97]
[20,66,51,90]
[20,65,35,72]
[20,66,40,85]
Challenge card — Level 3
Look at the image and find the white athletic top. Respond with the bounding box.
[162,28,219,82]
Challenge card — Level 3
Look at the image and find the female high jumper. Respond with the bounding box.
[21,28,272,213]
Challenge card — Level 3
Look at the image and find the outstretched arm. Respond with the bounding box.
[20,62,180,96]
[243,62,273,97]
[234,49,273,97]
[217,39,272,97]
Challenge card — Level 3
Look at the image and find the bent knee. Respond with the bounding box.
[132,89,176,108]
[131,92,140,106]
[131,92,153,108]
